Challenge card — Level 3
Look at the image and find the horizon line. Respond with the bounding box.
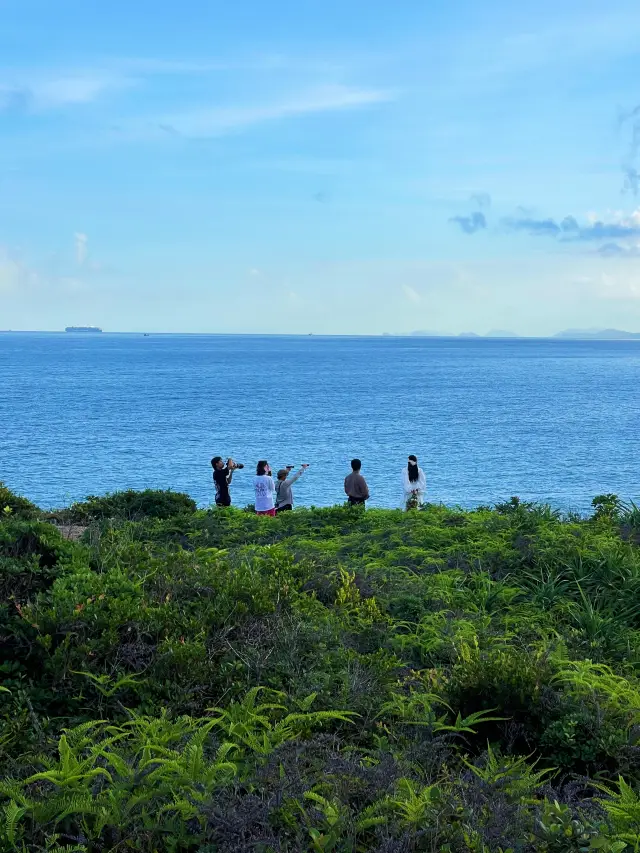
[3,330,640,341]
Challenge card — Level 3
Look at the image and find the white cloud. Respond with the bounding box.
[75,233,88,267]
[598,272,640,300]
[0,247,38,293]
[150,84,392,138]
[0,51,379,117]
[0,73,134,112]
[402,284,421,304]
[570,269,640,300]
[35,76,126,108]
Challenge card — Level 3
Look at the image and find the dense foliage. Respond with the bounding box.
[54,488,198,523]
[2,486,640,851]
[0,482,39,520]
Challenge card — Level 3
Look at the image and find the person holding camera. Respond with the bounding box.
[211,456,244,507]
[275,464,309,513]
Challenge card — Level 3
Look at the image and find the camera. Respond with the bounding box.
[227,458,244,470]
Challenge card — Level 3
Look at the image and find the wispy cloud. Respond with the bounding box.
[0,57,238,113]
[503,209,640,243]
[37,77,127,108]
[502,215,571,238]
[451,201,640,259]
[470,192,491,209]
[598,242,640,258]
[402,285,421,304]
[148,84,392,138]
[0,236,112,300]
[620,104,640,194]
[449,211,486,234]
[0,247,39,293]
[75,233,88,267]
[0,52,370,115]
[0,72,133,111]
[596,271,640,299]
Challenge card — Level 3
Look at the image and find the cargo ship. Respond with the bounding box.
[65,326,103,333]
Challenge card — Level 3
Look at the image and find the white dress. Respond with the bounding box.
[402,467,426,506]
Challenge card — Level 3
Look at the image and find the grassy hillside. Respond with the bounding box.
[2,485,640,851]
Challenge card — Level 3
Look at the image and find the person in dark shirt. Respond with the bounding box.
[212,456,243,506]
[344,458,370,506]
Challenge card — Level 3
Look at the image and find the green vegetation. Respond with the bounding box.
[50,488,198,523]
[0,482,39,520]
[2,485,640,851]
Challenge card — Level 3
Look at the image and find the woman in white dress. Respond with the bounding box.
[402,455,426,509]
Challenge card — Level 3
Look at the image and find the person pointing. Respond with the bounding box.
[275,464,309,513]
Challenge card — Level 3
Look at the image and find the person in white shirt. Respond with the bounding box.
[254,460,276,516]
[403,454,426,509]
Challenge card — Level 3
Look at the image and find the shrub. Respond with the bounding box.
[0,520,80,735]
[0,482,39,520]
[592,493,623,523]
[65,488,197,522]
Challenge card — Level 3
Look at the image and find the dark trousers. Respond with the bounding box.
[276,504,293,514]
[347,497,366,506]
[215,496,231,507]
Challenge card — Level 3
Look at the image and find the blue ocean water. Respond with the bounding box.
[1,333,639,512]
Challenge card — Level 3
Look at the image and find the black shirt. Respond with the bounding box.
[213,466,232,506]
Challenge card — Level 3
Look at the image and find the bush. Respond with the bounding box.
[64,488,197,522]
[0,520,80,728]
[0,519,76,600]
[0,481,39,519]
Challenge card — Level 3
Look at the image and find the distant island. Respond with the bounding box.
[408,328,640,340]
[65,326,103,334]
[553,328,640,340]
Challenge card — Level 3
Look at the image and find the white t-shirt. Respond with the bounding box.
[254,474,276,511]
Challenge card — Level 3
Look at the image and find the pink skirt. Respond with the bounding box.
[256,508,276,517]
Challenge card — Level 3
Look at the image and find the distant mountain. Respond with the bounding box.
[554,328,640,340]
[410,330,518,338]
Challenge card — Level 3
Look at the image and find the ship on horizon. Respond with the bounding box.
[65,326,103,333]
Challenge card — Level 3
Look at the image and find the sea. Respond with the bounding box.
[1,333,639,513]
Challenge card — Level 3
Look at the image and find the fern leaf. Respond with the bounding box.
[4,799,26,845]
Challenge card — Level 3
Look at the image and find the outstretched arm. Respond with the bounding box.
[286,467,306,486]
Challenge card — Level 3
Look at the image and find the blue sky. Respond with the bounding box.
[1,0,640,334]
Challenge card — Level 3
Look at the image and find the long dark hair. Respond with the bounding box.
[257,460,269,476]
[407,455,419,483]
